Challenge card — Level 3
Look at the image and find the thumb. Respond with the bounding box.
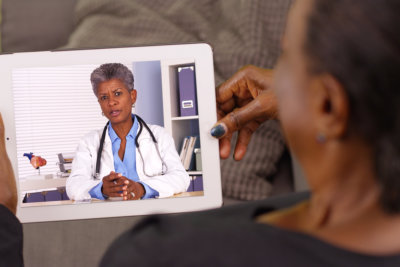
[0,113,4,137]
[0,113,6,149]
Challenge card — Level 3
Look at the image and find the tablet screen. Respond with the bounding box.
[0,44,222,222]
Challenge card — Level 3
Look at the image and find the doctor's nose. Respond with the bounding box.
[107,96,118,106]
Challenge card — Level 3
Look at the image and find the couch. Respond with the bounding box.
[1,0,306,266]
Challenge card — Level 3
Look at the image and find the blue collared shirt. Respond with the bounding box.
[89,115,159,200]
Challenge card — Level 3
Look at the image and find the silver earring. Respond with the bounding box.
[132,104,136,108]
[316,133,326,143]
[101,112,104,116]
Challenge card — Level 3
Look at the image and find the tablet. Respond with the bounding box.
[0,43,222,222]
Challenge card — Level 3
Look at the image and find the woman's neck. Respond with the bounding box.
[111,117,133,140]
[306,170,380,229]
[258,138,400,254]
[304,166,400,255]
[303,138,380,229]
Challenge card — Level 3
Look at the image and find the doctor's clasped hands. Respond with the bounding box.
[101,171,145,200]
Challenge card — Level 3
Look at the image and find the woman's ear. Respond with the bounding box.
[312,74,349,140]
[130,89,137,104]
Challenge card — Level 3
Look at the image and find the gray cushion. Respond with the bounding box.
[1,0,77,52]
[63,0,293,84]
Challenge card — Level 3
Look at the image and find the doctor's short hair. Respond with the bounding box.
[90,63,134,96]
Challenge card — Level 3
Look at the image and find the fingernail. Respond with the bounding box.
[211,124,226,138]
[124,180,129,184]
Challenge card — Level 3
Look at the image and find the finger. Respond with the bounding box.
[216,65,272,105]
[219,136,232,159]
[131,182,145,200]
[0,113,4,134]
[111,177,128,186]
[107,191,124,197]
[123,188,136,201]
[218,98,237,115]
[103,172,122,182]
[123,190,129,201]
[120,180,133,201]
[103,185,124,197]
[127,182,139,200]
[216,67,255,105]
[0,113,5,146]
[211,91,277,139]
[104,184,126,194]
[129,190,137,200]
[127,192,137,200]
[233,121,262,161]
[236,97,253,108]
[211,98,264,139]
[110,185,127,192]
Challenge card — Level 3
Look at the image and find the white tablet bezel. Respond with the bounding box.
[0,43,222,223]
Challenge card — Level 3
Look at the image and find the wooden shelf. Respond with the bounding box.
[187,171,202,175]
[171,116,199,121]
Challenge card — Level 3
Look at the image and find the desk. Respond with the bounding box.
[19,177,67,191]
[167,191,204,198]
[20,191,204,207]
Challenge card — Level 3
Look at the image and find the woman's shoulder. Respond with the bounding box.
[100,192,400,267]
[78,128,104,144]
[147,124,166,133]
[85,127,104,137]
[147,124,171,139]
[0,205,24,266]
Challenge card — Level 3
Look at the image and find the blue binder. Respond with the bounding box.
[186,176,195,192]
[193,176,203,191]
[23,192,45,203]
[178,66,197,116]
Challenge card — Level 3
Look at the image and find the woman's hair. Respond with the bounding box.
[305,0,400,213]
[90,63,134,96]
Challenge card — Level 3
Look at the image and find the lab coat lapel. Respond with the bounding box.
[135,124,163,178]
[135,123,147,178]
[99,128,115,178]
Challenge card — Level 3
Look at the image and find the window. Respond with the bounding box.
[12,65,108,179]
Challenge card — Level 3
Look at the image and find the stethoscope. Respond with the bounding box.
[93,115,167,180]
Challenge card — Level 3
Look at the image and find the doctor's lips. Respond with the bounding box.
[110,110,121,117]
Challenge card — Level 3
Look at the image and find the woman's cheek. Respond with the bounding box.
[275,67,310,153]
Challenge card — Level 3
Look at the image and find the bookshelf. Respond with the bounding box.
[161,59,202,175]
[171,115,199,120]
[187,171,202,176]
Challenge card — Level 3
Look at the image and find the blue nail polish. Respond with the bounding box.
[211,124,226,138]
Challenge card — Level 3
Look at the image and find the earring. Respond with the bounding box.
[316,133,326,143]
[132,104,136,108]
[101,112,104,116]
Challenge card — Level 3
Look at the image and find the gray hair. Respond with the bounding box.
[90,63,134,96]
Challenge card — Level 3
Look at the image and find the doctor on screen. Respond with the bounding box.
[66,63,190,201]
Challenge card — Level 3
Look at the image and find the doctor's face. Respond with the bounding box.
[97,78,137,125]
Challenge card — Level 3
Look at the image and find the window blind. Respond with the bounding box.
[12,65,109,180]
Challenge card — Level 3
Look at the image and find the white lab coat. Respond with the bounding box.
[66,124,190,200]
